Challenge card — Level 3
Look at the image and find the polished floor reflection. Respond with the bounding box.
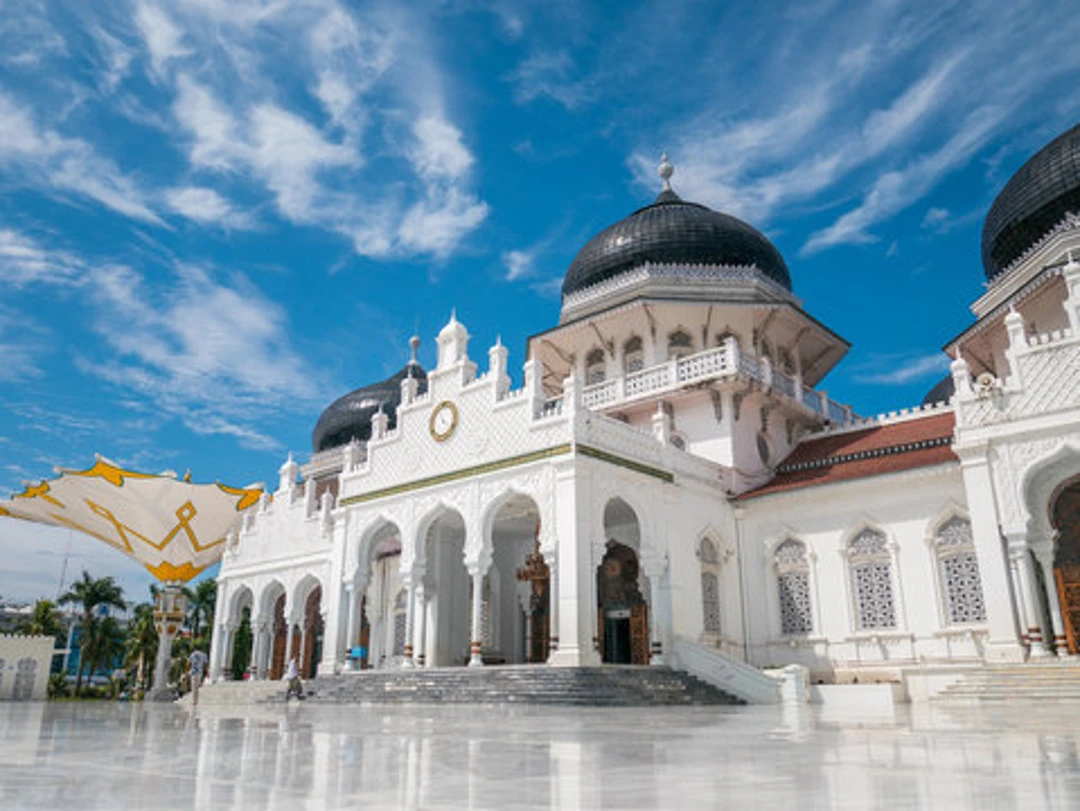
[2,700,1080,809]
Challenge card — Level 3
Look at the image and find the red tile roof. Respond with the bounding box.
[741,411,957,499]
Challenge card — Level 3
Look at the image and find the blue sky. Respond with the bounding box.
[1,0,1078,602]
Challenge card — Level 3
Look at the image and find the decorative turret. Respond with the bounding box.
[437,310,470,370]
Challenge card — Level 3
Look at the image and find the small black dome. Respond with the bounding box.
[982,122,1080,282]
[312,363,427,452]
[562,190,791,298]
[922,374,955,407]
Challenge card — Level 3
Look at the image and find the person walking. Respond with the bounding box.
[188,648,209,707]
[284,656,303,700]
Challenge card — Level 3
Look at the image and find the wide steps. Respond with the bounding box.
[266,665,742,707]
[934,662,1080,703]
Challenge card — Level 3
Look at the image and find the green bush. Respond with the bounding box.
[48,674,70,699]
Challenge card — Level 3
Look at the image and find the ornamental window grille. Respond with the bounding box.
[13,658,37,701]
[668,329,693,360]
[774,539,812,635]
[585,348,606,385]
[699,538,723,635]
[392,589,407,656]
[624,336,645,373]
[847,528,897,630]
[935,517,986,624]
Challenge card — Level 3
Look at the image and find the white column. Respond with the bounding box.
[957,455,1026,661]
[645,564,667,665]
[209,622,227,682]
[468,571,485,667]
[344,583,359,667]
[250,619,268,680]
[402,574,417,667]
[549,465,601,667]
[1008,538,1050,658]
[412,582,427,667]
[1034,545,1068,655]
[545,553,559,661]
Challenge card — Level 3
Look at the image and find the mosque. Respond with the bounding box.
[210,124,1080,698]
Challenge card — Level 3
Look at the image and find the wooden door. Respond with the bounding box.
[1055,564,1080,654]
[630,603,649,665]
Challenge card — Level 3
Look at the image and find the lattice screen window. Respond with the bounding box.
[848,529,897,630]
[774,539,812,635]
[392,590,407,656]
[699,538,723,635]
[624,336,645,373]
[935,517,987,624]
[585,348,606,385]
[668,329,693,360]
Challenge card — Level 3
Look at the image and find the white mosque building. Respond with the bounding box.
[210,125,1080,699]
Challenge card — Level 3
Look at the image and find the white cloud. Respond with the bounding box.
[509,50,591,109]
[802,106,1004,254]
[853,353,951,385]
[164,186,255,229]
[0,228,83,287]
[0,92,161,225]
[81,261,323,449]
[502,249,534,281]
[173,74,243,171]
[922,207,950,229]
[397,188,489,259]
[135,0,191,75]
[0,305,47,382]
[410,116,475,181]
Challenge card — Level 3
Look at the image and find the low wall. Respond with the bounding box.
[0,634,56,701]
[809,683,908,709]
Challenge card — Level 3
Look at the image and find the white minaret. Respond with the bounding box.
[436,310,470,370]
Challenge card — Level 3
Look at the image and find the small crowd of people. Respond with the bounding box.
[185,650,304,705]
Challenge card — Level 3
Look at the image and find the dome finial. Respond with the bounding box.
[658,152,674,191]
[409,334,420,364]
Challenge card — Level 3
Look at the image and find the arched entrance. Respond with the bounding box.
[226,585,254,680]
[597,498,650,665]
[1051,478,1080,654]
[301,586,324,678]
[269,592,288,680]
[488,494,547,664]
[421,508,471,667]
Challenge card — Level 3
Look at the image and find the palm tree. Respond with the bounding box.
[184,578,217,643]
[81,615,125,695]
[125,603,158,697]
[59,570,127,695]
[17,599,64,638]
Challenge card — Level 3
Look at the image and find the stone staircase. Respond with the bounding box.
[175,679,283,707]
[933,661,1080,703]
[263,665,742,707]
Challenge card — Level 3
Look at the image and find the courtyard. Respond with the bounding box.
[2,700,1079,809]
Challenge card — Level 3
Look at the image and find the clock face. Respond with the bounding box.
[429,400,458,442]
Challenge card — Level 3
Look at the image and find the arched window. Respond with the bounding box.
[935,517,986,624]
[392,589,407,656]
[699,538,722,635]
[774,539,812,635]
[777,347,794,375]
[623,336,644,373]
[667,329,693,360]
[585,348,606,385]
[759,338,773,365]
[847,528,897,630]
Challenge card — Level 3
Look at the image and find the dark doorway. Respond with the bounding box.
[597,541,650,665]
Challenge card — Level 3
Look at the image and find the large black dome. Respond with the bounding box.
[562,189,792,297]
[312,362,427,452]
[982,122,1080,282]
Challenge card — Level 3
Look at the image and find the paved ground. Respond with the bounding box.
[2,700,1079,809]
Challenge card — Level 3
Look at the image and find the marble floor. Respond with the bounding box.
[2,700,1080,809]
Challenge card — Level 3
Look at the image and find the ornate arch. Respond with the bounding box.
[840,521,902,632]
[356,514,403,577]
[1021,442,1080,542]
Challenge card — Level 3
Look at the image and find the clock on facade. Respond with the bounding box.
[429,400,459,442]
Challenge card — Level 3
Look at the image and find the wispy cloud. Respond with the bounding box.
[502,249,534,281]
[0,228,84,287]
[853,353,951,385]
[164,186,255,230]
[0,92,162,224]
[79,261,325,450]
[509,50,593,109]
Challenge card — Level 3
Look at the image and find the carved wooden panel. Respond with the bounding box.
[1055,565,1080,655]
[631,603,649,666]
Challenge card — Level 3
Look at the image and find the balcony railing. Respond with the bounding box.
[579,343,853,423]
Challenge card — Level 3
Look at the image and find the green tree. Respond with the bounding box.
[81,614,125,696]
[59,570,127,695]
[231,607,253,679]
[125,602,158,697]
[184,578,217,643]
[17,599,64,638]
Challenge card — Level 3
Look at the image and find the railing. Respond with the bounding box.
[670,636,780,704]
[577,343,855,424]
